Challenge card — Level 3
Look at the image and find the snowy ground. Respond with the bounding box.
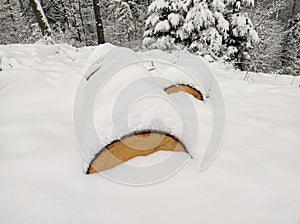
[0,44,300,224]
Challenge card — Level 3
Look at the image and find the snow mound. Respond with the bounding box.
[74,46,210,171]
[0,44,300,224]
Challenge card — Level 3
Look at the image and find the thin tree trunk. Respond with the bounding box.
[6,0,17,32]
[18,0,24,10]
[61,0,69,29]
[70,0,83,42]
[29,0,52,36]
[78,0,87,43]
[292,0,296,15]
[7,0,14,21]
[92,0,105,44]
[254,0,257,7]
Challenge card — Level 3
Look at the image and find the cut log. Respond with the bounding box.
[164,84,203,101]
[87,131,187,174]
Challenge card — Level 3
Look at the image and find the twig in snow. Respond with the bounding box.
[243,71,249,81]
[247,77,255,83]
[291,76,296,85]
[58,47,76,61]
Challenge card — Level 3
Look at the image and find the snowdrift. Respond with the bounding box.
[1,44,300,224]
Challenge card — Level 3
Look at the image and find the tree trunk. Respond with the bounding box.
[92,0,105,44]
[77,0,87,43]
[29,0,52,37]
[7,0,17,32]
[292,0,297,17]
[18,0,24,10]
[78,0,97,46]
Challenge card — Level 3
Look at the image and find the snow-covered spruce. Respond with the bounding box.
[143,0,258,67]
[183,0,229,56]
[224,0,259,68]
[143,0,188,51]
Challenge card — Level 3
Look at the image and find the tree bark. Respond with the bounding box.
[29,0,52,36]
[292,0,296,15]
[77,0,87,43]
[92,0,105,44]
[18,0,24,11]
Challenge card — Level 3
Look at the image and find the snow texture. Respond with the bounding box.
[0,44,300,224]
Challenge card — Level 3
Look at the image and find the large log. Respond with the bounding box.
[87,131,187,174]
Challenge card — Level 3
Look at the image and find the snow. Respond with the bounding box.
[146,14,160,27]
[227,45,238,56]
[214,12,229,33]
[211,0,225,12]
[181,0,231,55]
[185,2,214,30]
[154,20,171,33]
[143,0,188,50]
[168,13,181,27]
[148,0,168,13]
[143,36,176,51]
[1,44,300,223]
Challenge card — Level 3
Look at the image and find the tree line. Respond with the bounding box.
[0,0,299,74]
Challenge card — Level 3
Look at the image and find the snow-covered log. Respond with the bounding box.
[164,84,203,100]
[87,130,187,173]
[74,45,223,174]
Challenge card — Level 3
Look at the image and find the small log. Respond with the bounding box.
[164,84,203,101]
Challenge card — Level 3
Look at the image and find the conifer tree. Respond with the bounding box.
[143,0,187,50]
[183,0,229,56]
[224,0,259,69]
[282,13,300,75]
[108,0,134,45]
[143,0,259,68]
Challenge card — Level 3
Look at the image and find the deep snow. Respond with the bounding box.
[0,44,300,224]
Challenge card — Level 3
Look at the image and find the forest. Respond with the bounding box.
[0,0,299,73]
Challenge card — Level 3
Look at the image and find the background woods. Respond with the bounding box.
[0,0,299,74]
